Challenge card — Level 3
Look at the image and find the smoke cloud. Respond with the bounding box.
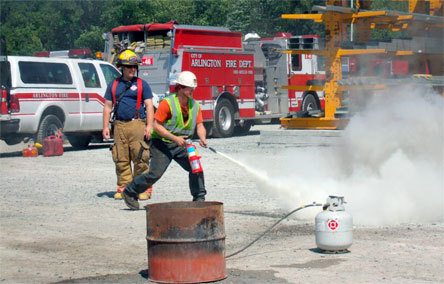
[248,84,444,226]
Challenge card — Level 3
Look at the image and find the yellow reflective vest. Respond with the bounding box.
[152,93,200,142]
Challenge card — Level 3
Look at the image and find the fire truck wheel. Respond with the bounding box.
[301,93,319,112]
[36,114,63,144]
[234,120,253,135]
[203,122,213,137]
[213,99,235,138]
[67,135,91,149]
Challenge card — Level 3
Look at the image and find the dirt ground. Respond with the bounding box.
[1,124,443,284]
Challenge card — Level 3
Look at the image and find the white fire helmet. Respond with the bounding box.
[176,71,197,88]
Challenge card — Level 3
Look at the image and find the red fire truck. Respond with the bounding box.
[344,56,410,78]
[104,21,325,137]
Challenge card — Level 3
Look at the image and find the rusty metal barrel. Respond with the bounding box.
[145,201,226,283]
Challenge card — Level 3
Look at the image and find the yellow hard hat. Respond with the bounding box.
[116,50,140,67]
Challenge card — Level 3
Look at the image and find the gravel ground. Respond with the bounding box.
[1,124,443,284]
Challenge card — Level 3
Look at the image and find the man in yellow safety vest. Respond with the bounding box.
[122,71,207,210]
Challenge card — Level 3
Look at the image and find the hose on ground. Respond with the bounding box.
[225,202,323,259]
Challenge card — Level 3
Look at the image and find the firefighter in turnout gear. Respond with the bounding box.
[102,50,154,200]
[122,71,207,210]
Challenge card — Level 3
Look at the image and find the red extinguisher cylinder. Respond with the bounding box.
[189,155,203,173]
[186,140,203,173]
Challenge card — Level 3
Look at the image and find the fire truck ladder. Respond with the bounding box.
[280,0,444,130]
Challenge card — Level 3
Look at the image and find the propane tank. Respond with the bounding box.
[315,196,353,252]
[186,139,203,173]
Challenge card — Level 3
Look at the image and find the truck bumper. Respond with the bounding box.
[0,116,20,138]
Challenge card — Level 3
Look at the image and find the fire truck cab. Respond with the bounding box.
[243,33,326,119]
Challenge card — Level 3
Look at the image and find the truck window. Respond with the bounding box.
[291,54,301,72]
[100,64,120,85]
[79,63,100,88]
[129,32,144,42]
[19,61,72,84]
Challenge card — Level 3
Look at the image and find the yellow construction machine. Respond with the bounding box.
[280,0,444,130]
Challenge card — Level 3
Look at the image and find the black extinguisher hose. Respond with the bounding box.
[225,202,323,259]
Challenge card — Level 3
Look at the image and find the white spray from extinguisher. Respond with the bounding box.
[207,146,270,183]
[206,146,353,254]
[186,139,203,173]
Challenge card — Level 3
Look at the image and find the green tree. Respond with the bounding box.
[370,0,410,40]
[0,0,397,56]
[1,0,108,54]
[74,26,104,52]
[192,0,233,27]
[0,1,44,55]
[226,0,323,37]
[148,0,198,24]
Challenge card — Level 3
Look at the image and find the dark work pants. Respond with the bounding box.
[125,138,206,201]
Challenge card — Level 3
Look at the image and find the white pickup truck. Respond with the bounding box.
[0,55,120,149]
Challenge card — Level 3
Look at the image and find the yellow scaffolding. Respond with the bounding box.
[280,0,444,130]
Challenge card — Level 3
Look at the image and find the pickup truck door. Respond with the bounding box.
[77,62,106,130]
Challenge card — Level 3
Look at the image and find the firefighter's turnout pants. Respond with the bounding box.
[125,138,207,201]
[111,119,150,188]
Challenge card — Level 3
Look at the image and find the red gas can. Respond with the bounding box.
[43,135,64,157]
[22,144,38,157]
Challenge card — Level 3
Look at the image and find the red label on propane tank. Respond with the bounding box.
[327,219,339,231]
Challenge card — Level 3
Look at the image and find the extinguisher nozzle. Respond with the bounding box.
[208,147,217,153]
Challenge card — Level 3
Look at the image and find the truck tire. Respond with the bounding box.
[203,122,213,137]
[234,120,253,135]
[36,114,63,144]
[302,93,319,112]
[212,99,235,138]
[67,134,91,149]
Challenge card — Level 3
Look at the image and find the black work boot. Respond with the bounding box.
[122,190,140,210]
[193,196,205,202]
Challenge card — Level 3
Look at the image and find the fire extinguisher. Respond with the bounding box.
[186,139,203,173]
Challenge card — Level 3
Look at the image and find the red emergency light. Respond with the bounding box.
[34,51,50,57]
[68,48,93,58]
[274,32,292,38]
[33,48,93,58]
